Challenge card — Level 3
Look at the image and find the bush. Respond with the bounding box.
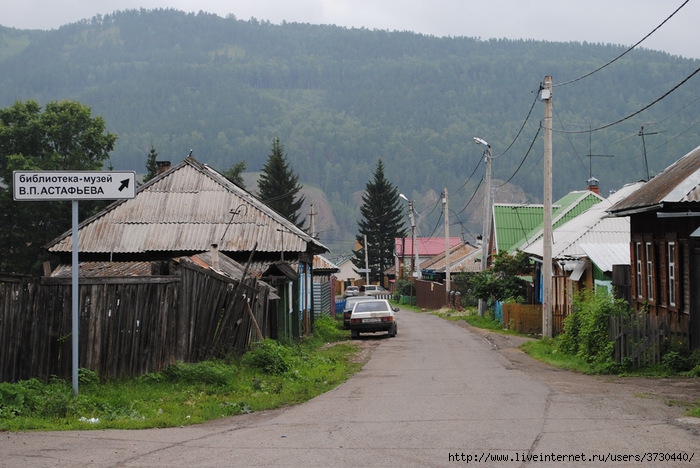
[242,339,293,375]
[556,289,629,370]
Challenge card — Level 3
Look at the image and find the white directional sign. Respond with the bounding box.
[13,170,136,201]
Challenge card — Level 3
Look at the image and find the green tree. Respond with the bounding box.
[468,251,532,304]
[223,160,247,189]
[142,145,159,185]
[352,159,406,284]
[257,138,305,228]
[0,100,117,274]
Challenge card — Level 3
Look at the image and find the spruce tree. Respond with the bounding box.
[142,145,159,185]
[352,159,406,284]
[257,138,305,229]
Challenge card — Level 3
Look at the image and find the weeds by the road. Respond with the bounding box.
[432,306,700,418]
[0,315,360,431]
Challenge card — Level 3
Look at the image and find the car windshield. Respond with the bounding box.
[353,301,390,313]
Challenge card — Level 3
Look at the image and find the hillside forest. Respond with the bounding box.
[0,8,698,257]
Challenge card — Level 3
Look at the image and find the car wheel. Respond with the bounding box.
[351,329,359,339]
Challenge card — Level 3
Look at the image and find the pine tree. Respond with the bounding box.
[257,138,305,229]
[352,159,407,284]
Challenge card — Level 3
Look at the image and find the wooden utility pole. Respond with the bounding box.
[443,187,451,306]
[542,75,553,338]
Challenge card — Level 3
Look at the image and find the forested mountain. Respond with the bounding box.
[1,8,698,255]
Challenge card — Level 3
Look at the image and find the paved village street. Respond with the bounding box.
[2,309,699,467]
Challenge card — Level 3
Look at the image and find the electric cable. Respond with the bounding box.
[555,0,691,87]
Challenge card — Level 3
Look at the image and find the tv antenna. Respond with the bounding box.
[586,128,614,181]
[638,125,665,181]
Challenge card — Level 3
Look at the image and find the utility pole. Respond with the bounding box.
[363,234,370,285]
[542,75,553,338]
[474,137,492,317]
[443,187,450,306]
[309,204,316,238]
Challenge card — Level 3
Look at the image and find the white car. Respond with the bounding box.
[348,299,398,339]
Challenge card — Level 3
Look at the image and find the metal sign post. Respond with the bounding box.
[13,170,136,396]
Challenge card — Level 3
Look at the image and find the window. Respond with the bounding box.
[645,242,654,302]
[635,242,643,299]
[668,242,676,307]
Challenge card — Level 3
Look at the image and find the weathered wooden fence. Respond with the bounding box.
[609,312,690,366]
[0,261,268,383]
[502,303,542,335]
[416,279,447,310]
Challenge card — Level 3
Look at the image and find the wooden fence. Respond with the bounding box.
[416,280,447,310]
[609,312,690,366]
[0,261,268,383]
[502,303,542,335]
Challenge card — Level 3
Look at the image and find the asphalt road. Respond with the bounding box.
[2,308,699,467]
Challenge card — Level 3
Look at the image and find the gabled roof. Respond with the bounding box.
[608,145,700,216]
[492,204,544,253]
[510,190,604,253]
[45,157,327,256]
[419,242,480,273]
[312,255,340,273]
[523,182,643,268]
[395,237,462,257]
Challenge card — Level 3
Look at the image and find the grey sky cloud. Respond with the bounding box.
[1,1,698,59]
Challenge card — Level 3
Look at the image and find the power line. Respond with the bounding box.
[553,65,700,134]
[555,0,691,87]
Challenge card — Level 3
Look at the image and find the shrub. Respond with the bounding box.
[242,339,292,375]
[556,289,628,369]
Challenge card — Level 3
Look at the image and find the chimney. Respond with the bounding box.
[587,177,599,195]
[156,161,171,175]
[210,243,220,271]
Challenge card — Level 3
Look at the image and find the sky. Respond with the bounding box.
[1,1,699,60]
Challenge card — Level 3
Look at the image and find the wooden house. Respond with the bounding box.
[45,157,328,341]
[523,182,643,331]
[608,145,700,349]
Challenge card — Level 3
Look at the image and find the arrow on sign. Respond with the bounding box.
[118,179,130,192]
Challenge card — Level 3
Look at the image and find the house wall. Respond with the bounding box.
[629,212,694,345]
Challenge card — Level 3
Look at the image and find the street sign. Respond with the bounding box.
[356,268,370,273]
[13,170,136,201]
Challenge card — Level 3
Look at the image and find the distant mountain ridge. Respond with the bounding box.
[0,8,698,255]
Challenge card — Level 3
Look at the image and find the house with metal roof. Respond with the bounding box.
[45,156,328,341]
[608,145,700,350]
[394,236,462,279]
[523,182,644,323]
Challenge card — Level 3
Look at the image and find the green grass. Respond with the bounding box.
[434,307,700,418]
[0,316,362,431]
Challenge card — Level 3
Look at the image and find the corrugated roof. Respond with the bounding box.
[609,145,700,215]
[395,237,461,256]
[494,190,603,254]
[579,243,630,273]
[492,204,544,253]
[313,255,340,272]
[523,182,643,266]
[45,157,327,256]
[419,242,479,272]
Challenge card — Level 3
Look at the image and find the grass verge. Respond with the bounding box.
[0,316,361,431]
[433,307,700,418]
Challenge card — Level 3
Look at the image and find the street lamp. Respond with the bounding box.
[474,137,492,317]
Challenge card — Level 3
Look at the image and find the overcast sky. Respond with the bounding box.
[1,1,699,60]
